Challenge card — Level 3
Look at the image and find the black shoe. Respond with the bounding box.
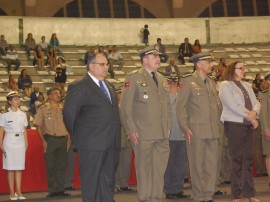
[65,186,78,190]
[176,191,190,198]
[119,187,133,191]
[166,193,178,199]
[214,190,226,196]
[222,180,231,184]
[57,191,71,197]
[46,192,58,198]
[206,200,214,202]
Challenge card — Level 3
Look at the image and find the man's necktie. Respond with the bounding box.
[99,80,110,101]
[151,72,158,87]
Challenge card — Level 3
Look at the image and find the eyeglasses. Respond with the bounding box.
[235,67,245,71]
[93,63,109,67]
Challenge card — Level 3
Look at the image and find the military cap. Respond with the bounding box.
[115,86,123,93]
[189,51,214,63]
[139,45,169,62]
[265,72,270,80]
[6,91,21,100]
[47,87,61,95]
[165,72,179,83]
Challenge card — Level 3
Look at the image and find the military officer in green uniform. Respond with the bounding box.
[176,52,222,202]
[120,45,171,202]
[33,87,71,198]
[259,72,270,184]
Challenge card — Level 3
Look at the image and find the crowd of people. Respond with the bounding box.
[0,31,269,202]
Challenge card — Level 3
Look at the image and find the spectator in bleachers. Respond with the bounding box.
[165,59,180,76]
[47,47,57,71]
[8,74,19,91]
[39,36,48,53]
[35,94,45,113]
[0,91,28,200]
[30,87,43,115]
[141,24,150,46]
[156,38,166,54]
[259,72,270,188]
[33,45,45,71]
[0,34,8,56]
[108,45,124,72]
[84,46,95,65]
[220,61,261,202]
[192,39,202,54]
[25,33,36,59]
[99,46,108,58]
[252,73,263,97]
[49,33,64,57]
[105,45,112,55]
[55,57,67,94]
[163,73,190,199]
[215,58,227,77]
[6,45,21,73]
[178,38,193,64]
[18,69,32,97]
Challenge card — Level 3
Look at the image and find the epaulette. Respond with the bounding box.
[39,102,48,109]
[127,70,138,76]
[262,89,269,93]
[208,75,217,81]
[181,73,192,78]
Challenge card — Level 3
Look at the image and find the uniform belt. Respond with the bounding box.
[6,133,23,137]
[45,134,66,138]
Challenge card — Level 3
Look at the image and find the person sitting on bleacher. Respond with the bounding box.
[49,33,64,57]
[39,36,48,54]
[6,45,21,73]
[84,46,95,65]
[108,45,124,71]
[99,46,108,58]
[8,74,19,91]
[25,33,36,60]
[18,69,32,97]
[178,37,193,64]
[55,57,67,94]
[33,45,45,71]
[47,47,57,71]
[30,86,43,115]
[0,34,8,56]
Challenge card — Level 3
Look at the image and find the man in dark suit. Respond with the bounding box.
[63,53,121,202]
[178,38,193,64]
[165,59,180,76]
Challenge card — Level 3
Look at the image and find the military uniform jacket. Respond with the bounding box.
[121,68,172,140]
[259,89,270,131]
[176,71,222,139]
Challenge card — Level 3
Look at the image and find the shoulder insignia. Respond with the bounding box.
[208,75,217,81]
[262,89,269,93]
[127,70,138,76]
[39,102,48,109]
[181,73,191,78]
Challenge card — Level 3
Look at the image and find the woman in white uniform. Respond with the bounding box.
[0,91,28,200]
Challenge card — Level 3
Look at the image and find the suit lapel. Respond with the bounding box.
[193,72,208,92]
[141,68,158,91]
[85,75,112,104]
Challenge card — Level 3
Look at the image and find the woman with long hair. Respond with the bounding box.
[47,47,57,71]
[33,45,45,71]
[18,69,32,97]
[0,91,28,200]
[219,61,261,202]
[192,39,201,54]
[55,57,67,94]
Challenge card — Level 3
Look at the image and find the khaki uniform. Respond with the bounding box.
[33,102,69,193]
[176,71,222,202]
[260,90,270,155]
[121,68,171,202]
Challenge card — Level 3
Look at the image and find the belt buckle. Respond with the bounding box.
[15,134,19,137]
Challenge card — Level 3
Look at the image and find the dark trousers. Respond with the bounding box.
[178,53,192,64]
[164,140,187,194]
[65,144,77,188]
[44,135,67,193]
[78,149,117,202]
[6,59,20,72]
[224,121,256,199]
